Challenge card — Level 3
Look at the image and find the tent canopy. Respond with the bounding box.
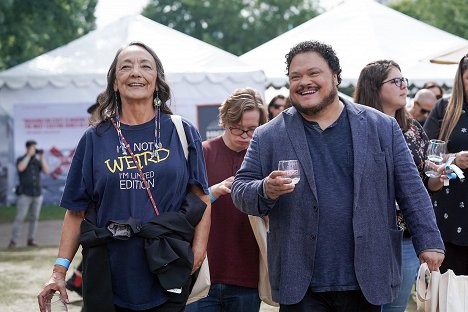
[240,0,467,88]
[0,14,264,90]
[429,44,468,65]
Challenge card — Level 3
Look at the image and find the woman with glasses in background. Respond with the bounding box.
[354,60,446,312]
[424,55,468,276]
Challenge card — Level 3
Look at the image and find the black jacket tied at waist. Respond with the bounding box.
[79,192,207,312]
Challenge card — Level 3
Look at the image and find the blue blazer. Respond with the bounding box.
[231,99,444,305]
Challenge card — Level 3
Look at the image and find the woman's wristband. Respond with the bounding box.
[54,257,71,270]
[208,187,216,203]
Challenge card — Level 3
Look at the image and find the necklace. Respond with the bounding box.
[114,112,162,157]
[110,117,160,216]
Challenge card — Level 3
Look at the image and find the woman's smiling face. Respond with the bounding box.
[114,45,158,104]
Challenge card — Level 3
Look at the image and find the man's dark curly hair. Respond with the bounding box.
[285,41,342,85]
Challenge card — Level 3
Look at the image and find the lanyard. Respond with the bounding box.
[110,117,160,217]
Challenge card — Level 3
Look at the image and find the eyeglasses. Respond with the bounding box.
[271,103,283,109]
[415,102,431,115]
[435,94,442,100]
[381,77,408,88]
[229,127,256,137]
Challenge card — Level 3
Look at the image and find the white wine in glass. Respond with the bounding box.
[424,139,446,178]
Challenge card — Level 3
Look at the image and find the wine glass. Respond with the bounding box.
[424,139,446,178]
[44,292,68,312]
[278,160,301,184]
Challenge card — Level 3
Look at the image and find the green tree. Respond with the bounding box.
[390,0,468,39]
[0,0,97,70]
[142,0,321,56]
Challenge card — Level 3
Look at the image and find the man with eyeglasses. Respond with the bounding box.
[267,95,287,120]
[422,81,444,100]
[186,87,268,312]
[231,41,444,311]
[409,89,438,126]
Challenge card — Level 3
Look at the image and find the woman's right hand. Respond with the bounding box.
[37,270,69,312]
[455,151,468,169]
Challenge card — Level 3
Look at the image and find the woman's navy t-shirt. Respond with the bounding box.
[60,113,209,310]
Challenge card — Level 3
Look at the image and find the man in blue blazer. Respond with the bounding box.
[231,41,444,311]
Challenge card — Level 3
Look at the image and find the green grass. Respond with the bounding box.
[0,205,65,224]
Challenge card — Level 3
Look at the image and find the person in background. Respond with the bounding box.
[354,60,447,312]
[422,81,444,100]
[8,140,49,248]
[231,40,444,311]
[37,41,210,312]
[187,87,268,311]
[408,89,438,126]
[424,54,468,275]
[267,95,286,120]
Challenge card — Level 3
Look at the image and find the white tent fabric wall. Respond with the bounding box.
[240,0,467,89]
[0,15,266,204]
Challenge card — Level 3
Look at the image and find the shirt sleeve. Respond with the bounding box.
[60,129,94,211]
[183,119,209,194]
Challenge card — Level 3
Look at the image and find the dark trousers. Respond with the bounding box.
[279,289,380,312]
[440,241,468,275]
[114,277,192,312]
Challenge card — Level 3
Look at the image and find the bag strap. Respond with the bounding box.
[416,262,432,302]
[170,115,189,160]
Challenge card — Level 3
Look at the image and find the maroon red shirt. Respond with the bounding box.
[203,136,259,288]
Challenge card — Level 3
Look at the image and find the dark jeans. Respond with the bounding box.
[185,284,260,312]
[280,289,380,312]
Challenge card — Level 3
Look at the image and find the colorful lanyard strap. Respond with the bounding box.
[110,117,160,217]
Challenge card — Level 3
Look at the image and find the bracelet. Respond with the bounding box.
[208,187,216,203]
[54,257,71,269]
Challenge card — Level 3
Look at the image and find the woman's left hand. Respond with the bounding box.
[427,163,454,192]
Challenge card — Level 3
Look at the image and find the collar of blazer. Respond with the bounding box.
[281,97,369,206]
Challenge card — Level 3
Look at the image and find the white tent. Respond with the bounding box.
[0,14,265,120]
[240,0,467,88]
[0,15,265,204]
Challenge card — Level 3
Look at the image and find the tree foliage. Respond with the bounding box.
[0,0,97,70]
[142,0,321,56]
[390,0,468,39]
